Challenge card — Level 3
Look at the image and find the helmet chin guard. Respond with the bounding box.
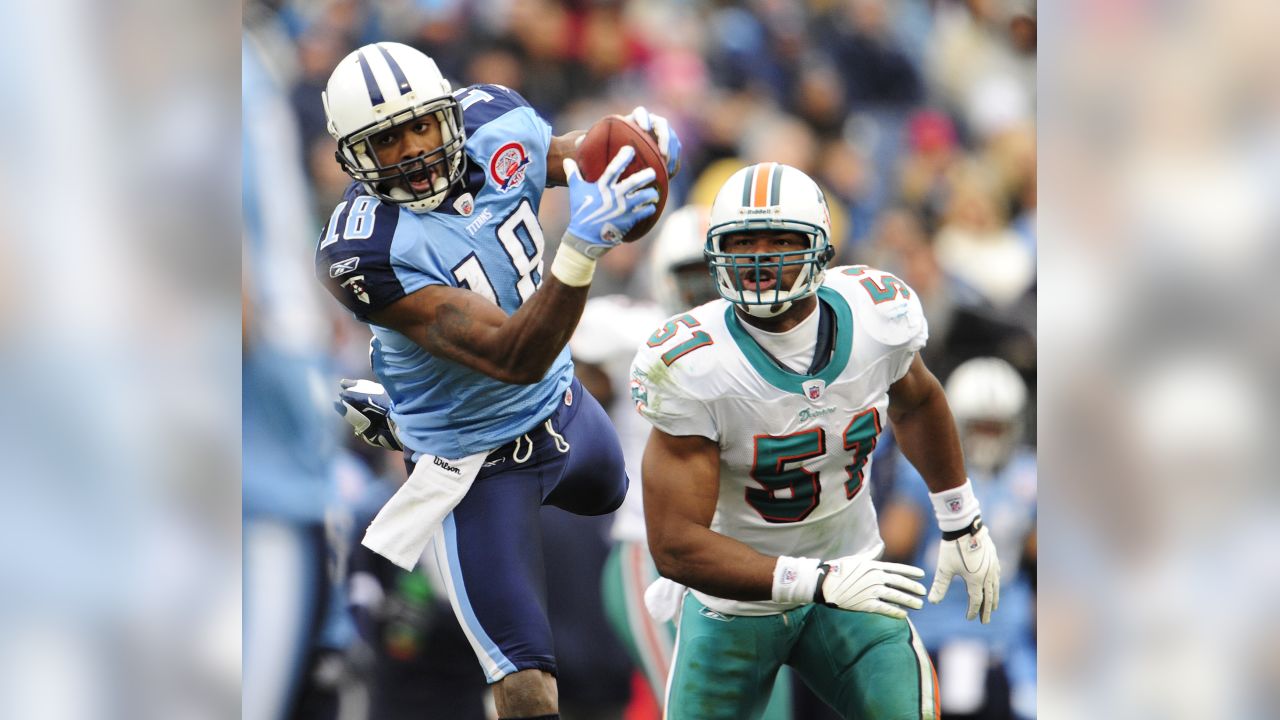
[704,163,835,316]
[323,42,467,213]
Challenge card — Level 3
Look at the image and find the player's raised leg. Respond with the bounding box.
[542,378,629,516]
[429,458,559,717]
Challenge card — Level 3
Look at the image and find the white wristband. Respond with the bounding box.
[929,479,982,532]
[771,556,823,604]
[550,242,596,287]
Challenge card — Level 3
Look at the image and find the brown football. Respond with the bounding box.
[576,115,669,242]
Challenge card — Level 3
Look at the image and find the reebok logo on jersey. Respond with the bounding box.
[489,142,530,192]
[329,257,360,278]
[433,456,462,475]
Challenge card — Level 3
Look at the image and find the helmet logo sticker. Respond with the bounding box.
[489,142,530,192]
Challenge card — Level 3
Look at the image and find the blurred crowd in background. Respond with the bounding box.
[243,0,1037,718]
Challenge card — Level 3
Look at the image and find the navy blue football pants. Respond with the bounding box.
[420,377,629,682]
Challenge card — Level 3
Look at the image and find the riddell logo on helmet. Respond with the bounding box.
[741,207,779,215]
[489,142,530,192]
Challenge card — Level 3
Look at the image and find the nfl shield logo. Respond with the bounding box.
[802,379,825,401]
[453,193,474,216]
[947,499,963,513]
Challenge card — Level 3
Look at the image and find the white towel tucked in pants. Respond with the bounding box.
[361,449,487,571]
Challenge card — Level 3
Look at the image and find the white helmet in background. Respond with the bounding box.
[323,42,466,213]
[648,205,718,316]
[705,163,835,318]
[945,357,1028,474]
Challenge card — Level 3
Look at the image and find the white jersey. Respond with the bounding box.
[570,295,666,543]
[629,266,928,616]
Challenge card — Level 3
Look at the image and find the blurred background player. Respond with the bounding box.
[632,163,999,719]
[880,357,1036,720]
[243,26,349,720]
[313,40,677,719]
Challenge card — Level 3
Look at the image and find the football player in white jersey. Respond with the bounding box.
[629,163,1001,719]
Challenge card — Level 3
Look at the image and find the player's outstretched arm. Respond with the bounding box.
[888,354,1001,623]
[643,428,778,600]
[369,146,658,385]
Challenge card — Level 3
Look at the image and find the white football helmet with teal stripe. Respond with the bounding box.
[323,42,466,213]
[705,163,835,318]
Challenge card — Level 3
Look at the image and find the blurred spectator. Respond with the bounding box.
[897,109,962,233]
[933,163,1035,311]
[858,208,1034,381]
[928,0,1034,139]
[819,0,923,110]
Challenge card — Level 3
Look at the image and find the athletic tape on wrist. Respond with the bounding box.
[550,242,596,287]
[772,556,822,605]
[929,478,982,532]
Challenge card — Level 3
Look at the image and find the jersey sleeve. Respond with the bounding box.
[628,340,719,440]
[457,84,553,188]
[314,190,412,320]
[835,265,929,383]
[315,186,459,321]
[883,279,928,383]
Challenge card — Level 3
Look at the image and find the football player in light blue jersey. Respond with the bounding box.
[882,357,1036,719]
[313,41,680,720]
[243,30,343,720]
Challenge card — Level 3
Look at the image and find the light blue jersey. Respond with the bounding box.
[315,84,573,459]
[244,34,338,521]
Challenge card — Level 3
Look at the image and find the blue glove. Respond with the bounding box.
[560,145,659,259]
[627,106,682,178]
[334,378,403,452]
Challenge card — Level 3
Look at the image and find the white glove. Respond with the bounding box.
[929,521,1001,623]
[643,577,687,624]
[625,106,682,177]
[818,555,927,620]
